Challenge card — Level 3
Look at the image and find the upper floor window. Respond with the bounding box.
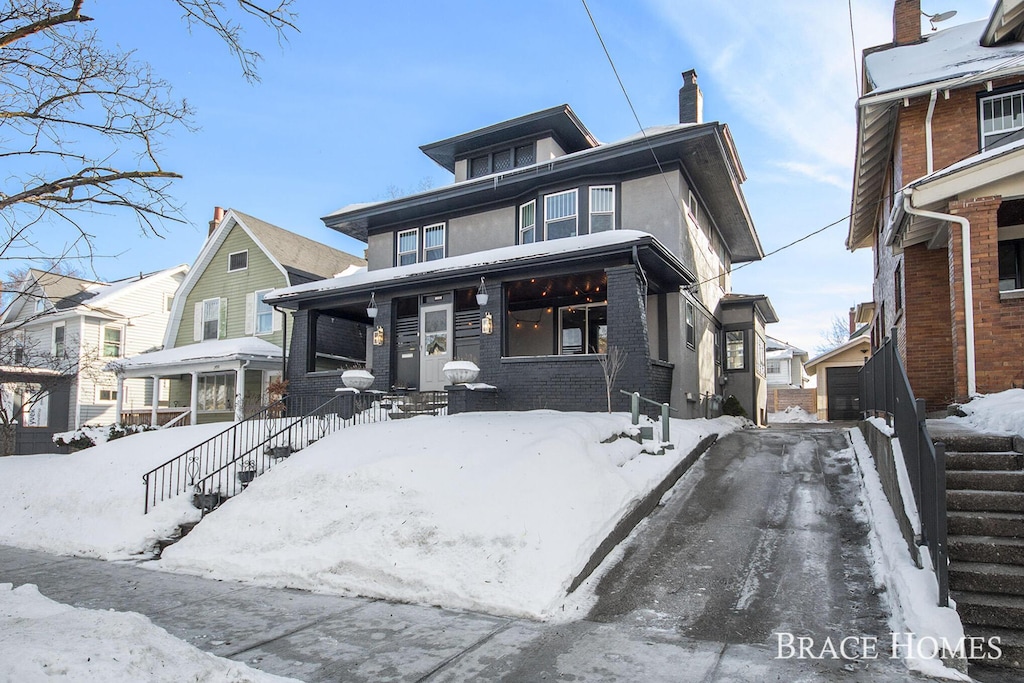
[999,237,1024,291]
[590,186,615,233]
[202,298,220,340]
[725,330,745,370]
[755,335,766,377]
[34,297,46,313]
[227,250,248,272]
[52,322,65,357]
[398,229,419,266]
[423,223,445,261]
[102,325,123,357]
[685,301,695,349]
[545,189,578,240]
[981,90,1024,150]
[254,290,273,334]
[468,142,537,179]
[519,201,536,244]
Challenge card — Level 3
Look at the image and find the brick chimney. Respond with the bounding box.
[893,0,922,46]
[849,307,857,336]
[208,206,225,236]
[679,69,703,125]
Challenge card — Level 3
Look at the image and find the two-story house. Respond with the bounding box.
[269,73,778,423]
[114,208,365,425]
[766,337,809,389]
[849,0,1024,407]
[0,265,188,452]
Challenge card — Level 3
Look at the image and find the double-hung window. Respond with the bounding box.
[981,90,1024,150]
[254,290,273,334]
[52,322,65,357]
[423,223,445,261]
[102,325,123,357]
[398,229,419,266]
[519,201,536,244]
[202,298,220,341]
[545,189,578,240]
[590,186,615,233]
[685,302,695,349]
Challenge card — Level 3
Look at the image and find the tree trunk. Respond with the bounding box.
[0,424,16,456]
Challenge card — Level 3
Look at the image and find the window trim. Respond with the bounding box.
[544,188,579,240]
[201,297,221,341]
[589,185,616,233]
[254,289,274,335]
[423,223,446,261]
[101,323,124,358]
[227,249,249,272]
[397,228,419,266]
[96,386,118,403]
[979,87,1024,151]
[519,200,537,244]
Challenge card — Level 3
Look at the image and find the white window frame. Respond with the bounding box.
[254,289,274,335]
[589,186,615,233]
[519,200,536,244]
[227,249,249,272]
[96,386,118,403]
[398,228,419,266]
[544,189,578,240]
[202,297,221,341]
[197,371,235,412]
[101,324,124,358]
[423,223,446,261]
[34,297,46,313]
[687,190,700,224]
[52,322,65,357]
[980,89,1024,150]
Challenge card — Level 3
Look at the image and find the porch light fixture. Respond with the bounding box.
[366,292,378,319]
[476,277,489,306]
[481,312,494,335]
[372,325,385,346]
[922,9,956,30]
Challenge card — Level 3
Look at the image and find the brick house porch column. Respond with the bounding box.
[606,264,652,412]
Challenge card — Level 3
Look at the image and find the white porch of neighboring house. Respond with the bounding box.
[111,338,284,426]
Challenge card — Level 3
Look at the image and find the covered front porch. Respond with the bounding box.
[112,338,284,426]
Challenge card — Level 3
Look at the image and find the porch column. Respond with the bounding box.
[189,371,199,426]
[234,366,245,421]
[114,375,124,426]
[150,375,160,427]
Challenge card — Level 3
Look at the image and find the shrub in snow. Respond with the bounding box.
[722,394,747,418]
[53,423,158,451]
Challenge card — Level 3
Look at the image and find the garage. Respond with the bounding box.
[826,366,861,421]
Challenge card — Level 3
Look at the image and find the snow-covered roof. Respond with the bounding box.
[114,337,282,374]
[267,230,687,303]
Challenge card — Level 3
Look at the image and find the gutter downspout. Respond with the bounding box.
[902,193,977,396]
[925,89,938,175]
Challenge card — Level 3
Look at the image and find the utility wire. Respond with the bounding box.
[847,0,861,96]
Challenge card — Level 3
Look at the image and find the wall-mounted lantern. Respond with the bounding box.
[372,325,385,346]
[366,292,378,319]
[476,277,489,306]
[481,312,494,335]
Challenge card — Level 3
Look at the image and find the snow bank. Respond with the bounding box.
[847,428,968,681]
[946,388,1024,439]
[0,583,296,682]
[155,412,743,620]
[0,424,227,560]
[768,406,823,423]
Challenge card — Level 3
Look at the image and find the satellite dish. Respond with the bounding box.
[924,9,958,30]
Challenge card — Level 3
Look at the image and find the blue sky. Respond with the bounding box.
[30,0,995,353]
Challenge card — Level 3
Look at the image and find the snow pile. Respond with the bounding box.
[0,424,226,560]
[155,412,743,620]
[947,388,1024,439]
[0,583,296,682]
[847,428,968,681]
[768,406,823,423]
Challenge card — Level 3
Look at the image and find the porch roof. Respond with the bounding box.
[111,338,282,377]
[264,230,694,307]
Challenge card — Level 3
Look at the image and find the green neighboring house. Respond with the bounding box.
[114,208,365,425]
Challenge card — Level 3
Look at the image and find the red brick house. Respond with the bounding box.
[848,0,1024,407]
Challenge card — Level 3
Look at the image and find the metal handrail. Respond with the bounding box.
[619,389,677,443]
[859,326,948,607]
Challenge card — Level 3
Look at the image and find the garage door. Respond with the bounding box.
[826,367,861,421]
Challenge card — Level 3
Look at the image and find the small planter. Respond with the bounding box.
[237,461,257,489]
[192,491,223,512]
[341,369,375,391]
[266,445,292,459]
[443,361,480,385]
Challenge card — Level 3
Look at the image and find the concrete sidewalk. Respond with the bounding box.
[1,424,926,682]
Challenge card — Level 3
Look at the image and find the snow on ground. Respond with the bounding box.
[943,388,1024,438]
[154,411,743,620]
[0,583,297,682]
[847,427,969,681]
[768,406,824,424]
[0,424,227,560]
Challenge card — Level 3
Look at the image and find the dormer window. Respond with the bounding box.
[981,89,1024,150]
[467,142,537,179]
[34,297,46,313]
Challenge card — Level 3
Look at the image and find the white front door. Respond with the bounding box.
[420,302,453,391]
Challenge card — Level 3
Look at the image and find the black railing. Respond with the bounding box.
[860,327,948,607]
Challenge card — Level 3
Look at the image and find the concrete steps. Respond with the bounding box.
[942,429,1024,671]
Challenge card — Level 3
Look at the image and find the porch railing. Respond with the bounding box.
[859,327,948,607]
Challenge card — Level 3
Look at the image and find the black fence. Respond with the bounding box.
[860,328,948,607]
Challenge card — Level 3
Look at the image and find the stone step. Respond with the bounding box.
[949,536,1024,566]
[954,591,1024,631]
[948,490,1024,513]
[948,511,1024,538]
[962,626,1024,670]
[932,432,1018,453]
[947,470,1024,492]
[947,451,1024,472]
[950,562,1024,596]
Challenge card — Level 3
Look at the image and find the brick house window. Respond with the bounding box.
[999,238,1024,291]
[558,303,607,354]
[981,89,1024,150]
